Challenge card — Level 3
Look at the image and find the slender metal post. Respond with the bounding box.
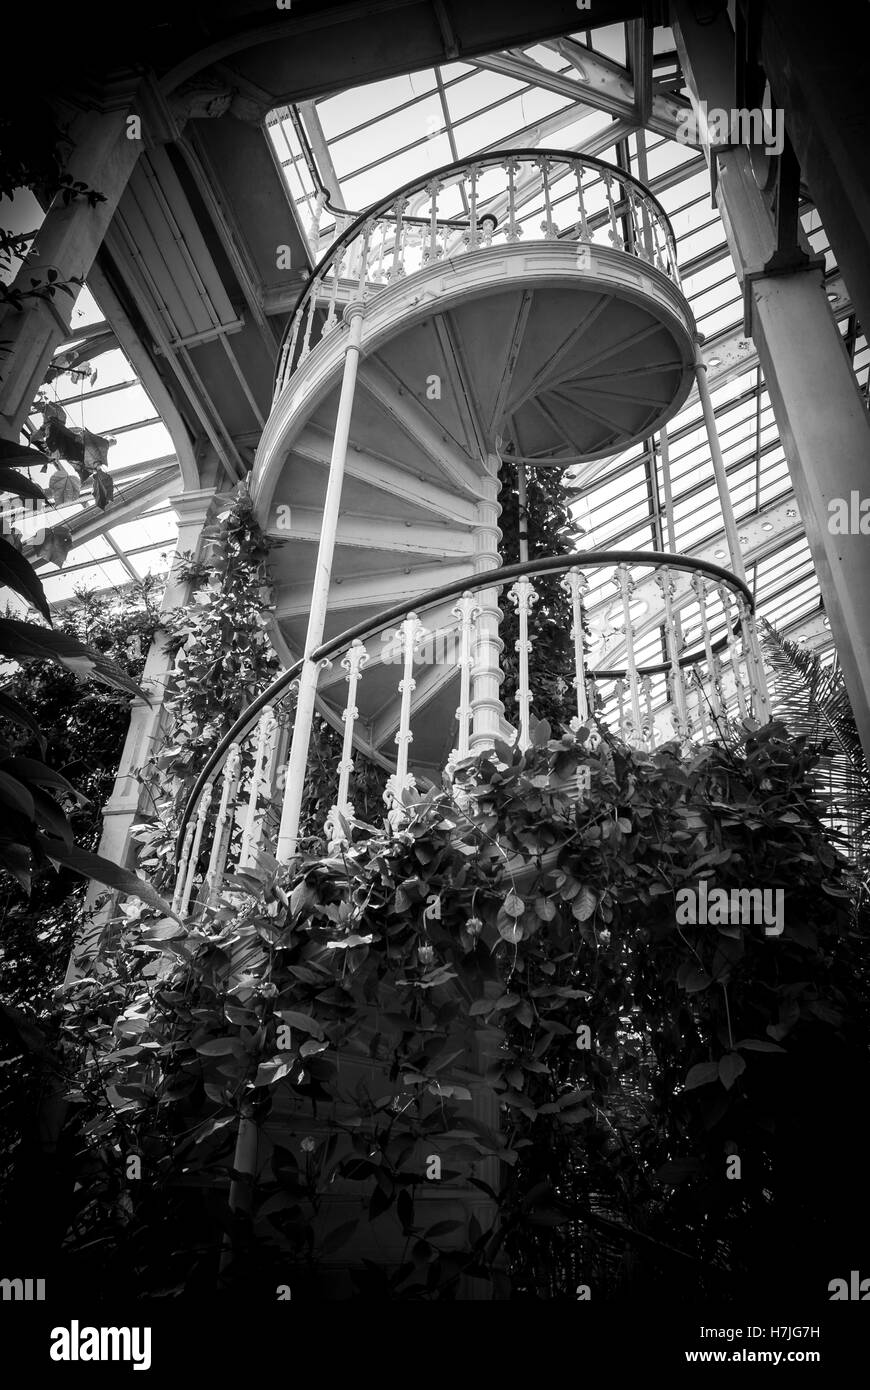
[517,461,529,564]
[453,592,479,758]
[693,337,746,583]
[325,640,369,844]
[276,301,365,863]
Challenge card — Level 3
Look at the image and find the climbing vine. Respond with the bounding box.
[56,709,869,1300]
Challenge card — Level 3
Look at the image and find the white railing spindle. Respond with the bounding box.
[205,745,242,909]
[508,575,539,750]
[453,592,479,757]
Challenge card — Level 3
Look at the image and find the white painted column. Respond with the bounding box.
[276,301,365,862]
[469,450,505,752]
[692,337,747,584]
[66,487,218,975]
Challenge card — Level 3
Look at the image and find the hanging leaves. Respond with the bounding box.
[47,469,80,505]
[92,466,113,510]
[35,523,74,569]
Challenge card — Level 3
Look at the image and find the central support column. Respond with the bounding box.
[276,301,365,863]
[469,450,504,752]
[673,0,870,762]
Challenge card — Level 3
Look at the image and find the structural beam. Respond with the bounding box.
[673,0,870,761]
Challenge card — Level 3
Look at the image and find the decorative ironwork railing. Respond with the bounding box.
[173,551,769,919]
[274,149,682,397]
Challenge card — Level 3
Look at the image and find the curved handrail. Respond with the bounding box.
[274,147,682,393]
[174,549,753,864]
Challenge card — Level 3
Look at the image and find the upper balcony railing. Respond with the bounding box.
[275,149,682,397]
[172,550,770,919]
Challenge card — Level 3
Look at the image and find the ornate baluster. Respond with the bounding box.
[690,667,709,740]
[574,162,591,243]
[534,156,555,239]
[299,281,319,361]
[505,157,521,242]
[176,782,214,919]
[385,614,424,819]
[640,672,655,750]
[560,567,589,724]
[453,592,479,758]
[424,178,442,264]
[357,220,374,294]
[324,244,346,333]
[603,169,621,249]
[709,651,724,722]
[736,594,772,724]
[691,571,723,725]
[204,744,242,910]
[466,163,481,251]
[238,706,279,870]
[308,189,327,251]
[278,310,302,388]
[508,575,539,750]
[666,225,682,286]
[324,640,369,845]
[374,219,389,281]
[615,677,627,740]
[390,196,407,278]
[656,567,690,746]
[614,564,643,745]
[718,582,748,719]
[626,185,642,257]
[650,211,668,276]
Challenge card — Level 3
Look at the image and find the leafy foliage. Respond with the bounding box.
[762,621,870,894]
[498,460,584,728]
[55,715,869,1300]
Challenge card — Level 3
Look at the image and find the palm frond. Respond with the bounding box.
[761,621,870,879]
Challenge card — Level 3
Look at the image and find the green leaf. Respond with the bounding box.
[92,467,113,510]
[0,840,31,892]
[425,1220,463,1238]
[47,469,80,505]
[34,832,180,919]
[1,756,89,804]
[0,535,50,619]
[35,524,74,569]
[0,469,46,501]
[0,768,35,821]
[684,1062,719,1091]
[277,1010,324,1039]
[531,718,552,747]
[572,886,596,921]
[718,1052,746,1090]
[0,441,50,470]
[736,1038,786,1053]
[0,689,47,751]
[0,617,144,696]
[503,891,525,917]
[319,1219,358,1257]
[196,1038,245,1056]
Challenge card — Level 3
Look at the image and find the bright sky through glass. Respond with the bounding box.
[20,21,866,664]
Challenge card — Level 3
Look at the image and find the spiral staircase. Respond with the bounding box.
[252,151,696,783]
[172,151,772,1299]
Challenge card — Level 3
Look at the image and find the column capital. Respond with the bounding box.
[343,300,366,327]
[168,486,220,529]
